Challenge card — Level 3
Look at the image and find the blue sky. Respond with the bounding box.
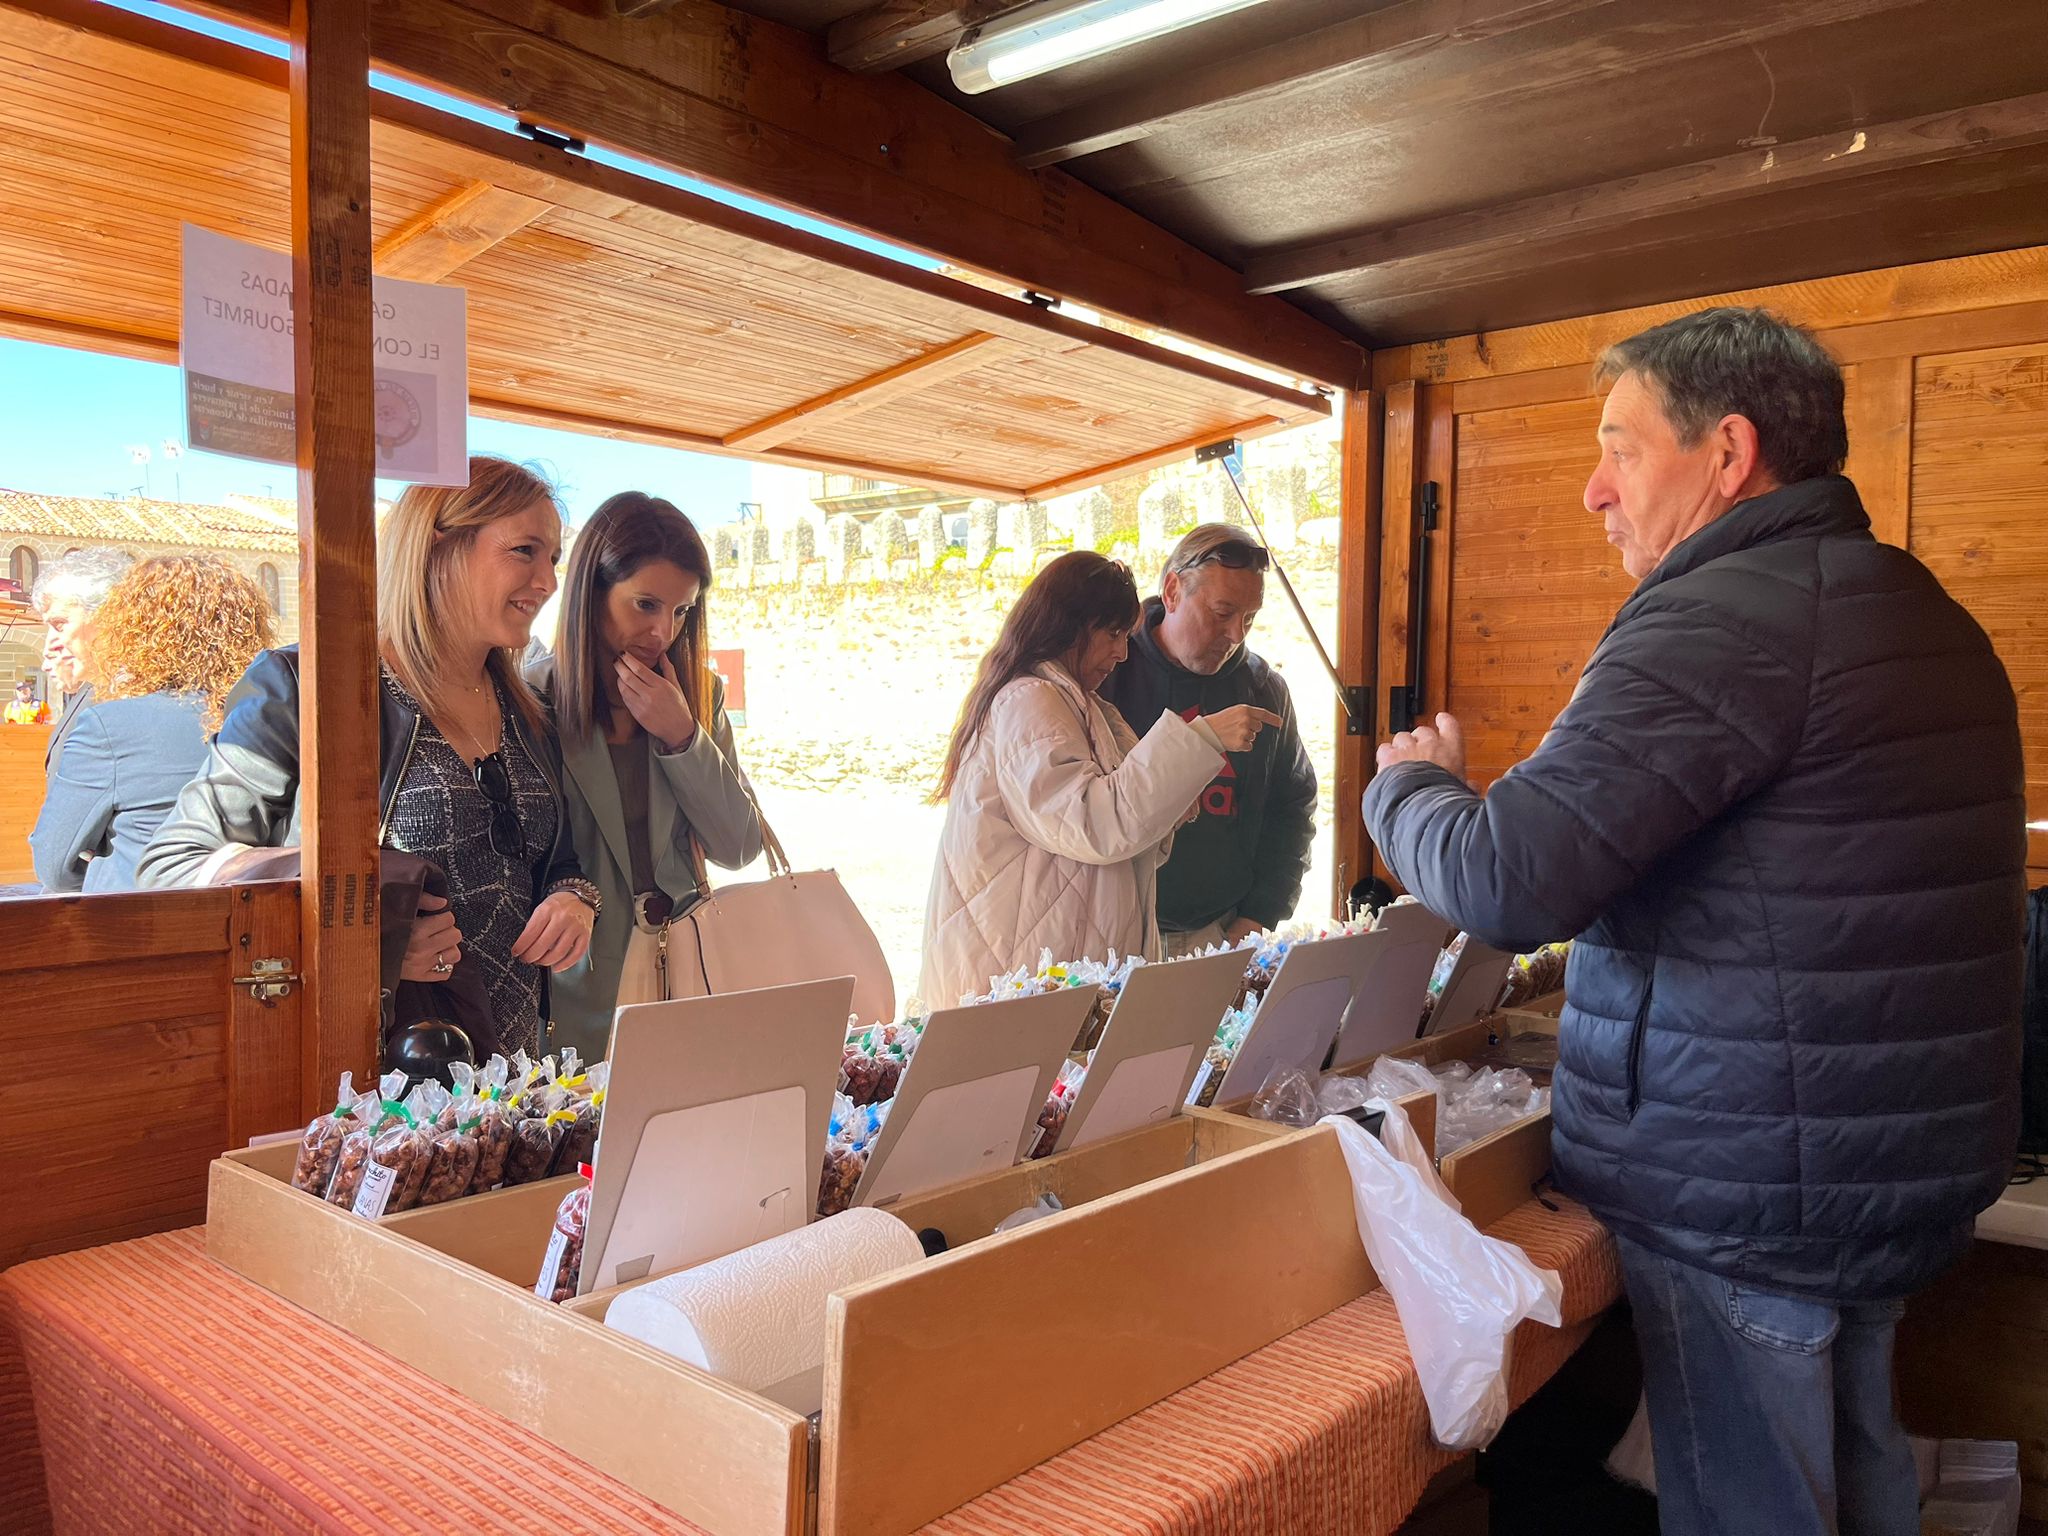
[0,338,758,528]
[0,1,958,527]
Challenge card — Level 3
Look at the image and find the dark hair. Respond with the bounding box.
[1594,307,1848,485]
[553,492,714,744]
[932,551,1141,802]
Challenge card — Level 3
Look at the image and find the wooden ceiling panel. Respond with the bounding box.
[1083,0,2048,258]
[718,0,2048,349]
[1315,145,2048,346]
[1,1,1324,502]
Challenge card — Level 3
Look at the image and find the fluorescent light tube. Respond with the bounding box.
[948,0,1271,94]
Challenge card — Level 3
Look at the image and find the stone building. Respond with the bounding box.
[0,489,301,694]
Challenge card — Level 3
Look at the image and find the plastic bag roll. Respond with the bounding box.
[602,1207,925,1391]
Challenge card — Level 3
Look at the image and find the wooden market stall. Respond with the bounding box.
[3,0,2047,1528]
[0,0,1343,1268]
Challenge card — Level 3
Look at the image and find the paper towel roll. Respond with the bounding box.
[603,1207,924,1392]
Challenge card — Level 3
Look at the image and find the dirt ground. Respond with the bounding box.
[709,551,1344,1004]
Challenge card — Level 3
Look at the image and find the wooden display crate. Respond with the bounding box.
[207,1109,1380,1536]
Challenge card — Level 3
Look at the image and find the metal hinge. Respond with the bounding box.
[233,957,299,1002]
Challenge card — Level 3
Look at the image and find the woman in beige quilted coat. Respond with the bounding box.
[919,552,1280,1009]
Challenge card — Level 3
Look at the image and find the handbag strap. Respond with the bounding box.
[685,774,792,900]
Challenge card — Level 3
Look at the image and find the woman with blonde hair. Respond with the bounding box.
[139,456,596,1059]
[32,553,275,893]
[529,491,763,1062]
[920,551,1280,1008]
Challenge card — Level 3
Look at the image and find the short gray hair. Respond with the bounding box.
[32,547,135,617]
[1594,307,1848,485]
[1161,522,1268,590]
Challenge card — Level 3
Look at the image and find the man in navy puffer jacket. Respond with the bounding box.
[1364,308,2024,1536]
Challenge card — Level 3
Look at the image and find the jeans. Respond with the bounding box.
[1614,1233,1920,1536]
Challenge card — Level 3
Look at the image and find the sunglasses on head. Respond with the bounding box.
[472,751,524,860]
[1180,540,1270,574]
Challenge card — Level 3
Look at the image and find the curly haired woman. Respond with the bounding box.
[32,553,276,893]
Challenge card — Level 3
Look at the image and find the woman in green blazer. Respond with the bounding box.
[529,492,765,1061]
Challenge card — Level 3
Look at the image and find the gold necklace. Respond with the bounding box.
[450,681,500,762]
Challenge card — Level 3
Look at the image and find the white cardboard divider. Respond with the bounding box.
[1056,948,1248,1154]
[1329,901,1453,1067]
[854,987,1096,1209]
[1424,937,1515,1038]
[1214,930,1388,1104]
[582,976,856,1294]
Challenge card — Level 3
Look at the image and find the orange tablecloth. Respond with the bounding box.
[0,1202,1617,1536]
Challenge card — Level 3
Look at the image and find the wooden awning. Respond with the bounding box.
[0,2,1329,502]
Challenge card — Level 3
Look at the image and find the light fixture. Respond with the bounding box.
[948,0,1270,94]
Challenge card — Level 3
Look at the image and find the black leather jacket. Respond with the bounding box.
[136,646,582,899]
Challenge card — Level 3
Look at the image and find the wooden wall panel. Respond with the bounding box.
[0,883,305,1267]
[1842,357,1916,549]
[1444,396,1617,790]
[1908,343,2048,871]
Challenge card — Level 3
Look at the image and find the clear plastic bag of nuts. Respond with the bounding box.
[535,1163,594,1304]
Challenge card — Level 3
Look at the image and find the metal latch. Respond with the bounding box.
[233,957,299,1002]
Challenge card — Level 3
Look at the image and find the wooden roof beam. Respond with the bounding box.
[373,180,551,282]
[1007,0,1929,170]
[1010,0,1609,169]
[1024,416,1287,502]
[724,331,1027,451]
[1247,91,2048,298]
[828,0,1014,73]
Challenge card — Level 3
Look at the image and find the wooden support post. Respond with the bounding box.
[290,0,381,1115]
[1421,387,1456,719]
[1332,387,1378,916]
[1370,382,1420,894]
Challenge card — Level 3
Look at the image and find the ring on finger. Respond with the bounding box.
[431,950,453,976]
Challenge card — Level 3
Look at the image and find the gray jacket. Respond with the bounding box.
[1365,477,2025,1300]
[34,692,211,893]
[526,655,765,1061]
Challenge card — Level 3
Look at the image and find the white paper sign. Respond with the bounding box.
[181,223,468,485]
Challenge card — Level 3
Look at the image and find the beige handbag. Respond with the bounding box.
[617,810,896,1026]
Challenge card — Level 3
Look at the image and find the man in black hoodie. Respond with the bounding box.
[1099,524,1317,950]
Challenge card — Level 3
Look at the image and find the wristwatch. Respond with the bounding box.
[548,876,603,918]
